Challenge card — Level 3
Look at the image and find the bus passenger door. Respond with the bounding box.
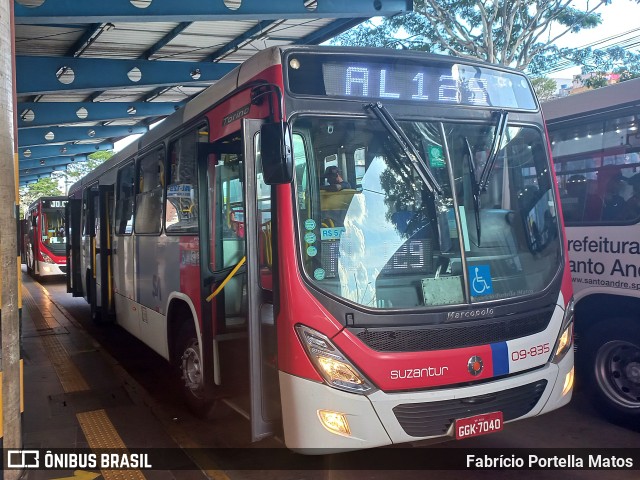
[243,119,279,441]
[86,187,100,319]
[87,185,115,322]
[66,198,83,296]
[96,185,115,320]
[199,120,279,442]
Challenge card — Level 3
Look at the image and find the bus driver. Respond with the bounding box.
[321,166,351,192]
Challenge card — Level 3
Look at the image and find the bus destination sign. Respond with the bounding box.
[42,199,67,209]
[322,61,536,110]
[285,53,536,110]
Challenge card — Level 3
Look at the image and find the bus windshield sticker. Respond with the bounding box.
[304,232,316,244]
[314,268,326,281]
[427,144,445,168]
[320,226,345,240]
[304,218,316,230]
[306,246,317,257]
[469,265,493,296]
[421,275,464,305]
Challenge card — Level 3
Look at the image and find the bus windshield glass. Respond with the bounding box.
[293,116,561,310]
[41,206,66,255]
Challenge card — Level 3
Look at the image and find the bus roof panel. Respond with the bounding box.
[543,78,640,124]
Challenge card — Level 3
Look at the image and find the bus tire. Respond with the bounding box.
[177,325,216,418]
[580,319,640,427]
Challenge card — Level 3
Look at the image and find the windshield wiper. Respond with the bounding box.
[478,110,509,193]
[364,102,443,196]
[464,137,482,245]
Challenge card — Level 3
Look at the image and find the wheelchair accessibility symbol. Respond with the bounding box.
[469,265,493,296]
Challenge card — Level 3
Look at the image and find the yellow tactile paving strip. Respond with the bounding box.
[38,335,90,393]
[23,287,90,393]
[23,291,58,331]
[23,281,236,479]
[23,284,146,479]
[77,410,146,480]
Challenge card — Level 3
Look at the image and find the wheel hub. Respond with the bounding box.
[626,361,640,385]
[596,340,640,407]
[181,346,202,392]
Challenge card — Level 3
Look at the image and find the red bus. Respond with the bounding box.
[23,196,68,278]
[66,46,574,452]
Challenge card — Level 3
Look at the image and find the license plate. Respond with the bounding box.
[455,411,503,440]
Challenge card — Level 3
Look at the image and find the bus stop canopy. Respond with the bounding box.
[14,0,412,185]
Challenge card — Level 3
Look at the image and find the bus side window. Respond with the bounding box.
[293,133,308,214]
[135,148,165,234]
[115,162,135,235]
[255,131,273,290]
[166,124,206,234]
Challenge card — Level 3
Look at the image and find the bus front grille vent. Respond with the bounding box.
[392,379,547,437]
[354,309,552,352]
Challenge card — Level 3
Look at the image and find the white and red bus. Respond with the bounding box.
[66,46,574,452]
[23,196,68,278]
[543,78,640,425]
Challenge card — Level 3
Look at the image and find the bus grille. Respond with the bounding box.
[354,308,552,352]
[392,379,547,437]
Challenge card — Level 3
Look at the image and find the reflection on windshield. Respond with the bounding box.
[293,116,560,310]
[42,208,66,255]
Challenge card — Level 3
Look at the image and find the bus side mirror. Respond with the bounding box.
[260,122,293,185]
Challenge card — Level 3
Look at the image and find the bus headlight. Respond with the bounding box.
[552,297,574,363]
[41,252,55,264]
[295,324,376,394]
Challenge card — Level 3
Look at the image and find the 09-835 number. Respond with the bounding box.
[511,343,550,361]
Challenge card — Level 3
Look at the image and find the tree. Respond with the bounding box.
[19,150,113,216]
[581,72,609,89]
[19,177,62,217]
[52,149,114,194]
[560,44,640,77]
[333,0,640,74]
[616,68,640,82]
[531,77,559,101]
[63,150,113,183]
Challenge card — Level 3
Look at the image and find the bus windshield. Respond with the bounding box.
[293,116,561,310]
[41,207,66,255]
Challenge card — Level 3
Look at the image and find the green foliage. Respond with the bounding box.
[64,150,114,181]
[333,0,640,75]
[546,45,640,78]
[582,72,609,89]
[19,150,114,217]
[19,177,62,217]
[530,77,558,102]
[616,68,640,82]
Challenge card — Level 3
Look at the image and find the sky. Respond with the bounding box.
[549,0,640,78]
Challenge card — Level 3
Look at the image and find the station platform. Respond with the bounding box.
[18,273,212,480]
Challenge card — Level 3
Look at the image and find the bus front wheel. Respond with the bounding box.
[177,326,216,418]
[581,319,640,427]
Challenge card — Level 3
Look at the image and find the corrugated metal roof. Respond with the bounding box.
[14,2,412,184]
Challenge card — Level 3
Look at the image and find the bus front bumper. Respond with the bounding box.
[279,348,573,453]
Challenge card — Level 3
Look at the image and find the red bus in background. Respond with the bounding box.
[66,46,574,452]
[23,196,67,278]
